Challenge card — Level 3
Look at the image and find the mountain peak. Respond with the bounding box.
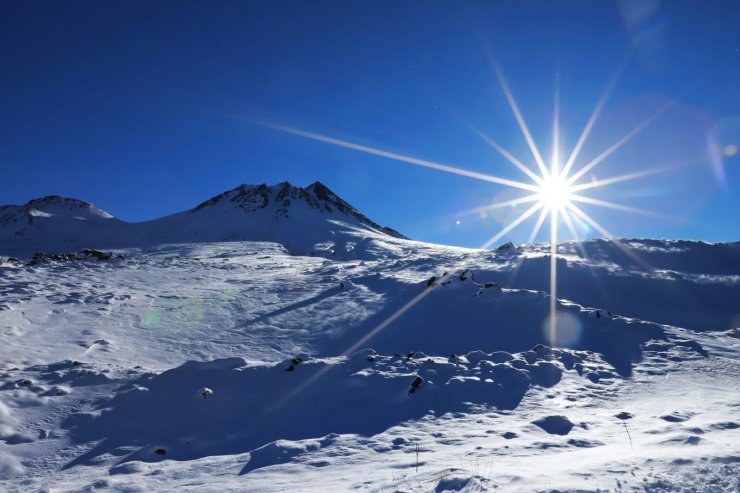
[0,195,115,225]
[190,182,405,239]
[25,195,94,210]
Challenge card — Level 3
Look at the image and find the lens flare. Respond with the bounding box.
[543,311,583,347]
[140,310,161,328]
[244,56,676,370]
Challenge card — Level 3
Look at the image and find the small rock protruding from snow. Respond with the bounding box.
[409,376,423,395]
[200,387,213,399]
[496,241,515,251]
[285,356,304,372]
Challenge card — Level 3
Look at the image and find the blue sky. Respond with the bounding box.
[2,1,739,247]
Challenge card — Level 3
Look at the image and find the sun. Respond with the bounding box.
[246,56,674,350]
[537,173,573,211]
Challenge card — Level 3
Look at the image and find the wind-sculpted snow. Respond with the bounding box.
[496,239,740,331]
[58,346,592,471]
[0,238,738,491]
[318,273,667,377]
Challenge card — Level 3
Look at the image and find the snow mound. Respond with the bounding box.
[531,415,576,435]
[59,345,606,470]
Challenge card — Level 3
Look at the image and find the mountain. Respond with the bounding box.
[0,195,123,239]
[2,184,739,491]
[0,182,405,257]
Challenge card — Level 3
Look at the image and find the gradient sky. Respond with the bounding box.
[2,1,739,247]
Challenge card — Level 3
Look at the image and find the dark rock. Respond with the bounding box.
[409,376,423,395]
[496,241,515,251]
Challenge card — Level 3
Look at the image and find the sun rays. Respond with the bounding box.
[245,57,676,343]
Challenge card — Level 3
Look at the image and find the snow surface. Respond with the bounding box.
[0,187,739,492]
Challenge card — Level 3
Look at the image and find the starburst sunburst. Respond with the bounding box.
[243,58,676,347]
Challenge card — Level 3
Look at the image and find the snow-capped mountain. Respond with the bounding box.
[0,195,123,242]
[0,182,404,257]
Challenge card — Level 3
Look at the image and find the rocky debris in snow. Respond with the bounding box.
[285,356,304,372]
[80,248,114,260]
[473,281,503,297]
[28,252,77,265]
[26,249,123,266]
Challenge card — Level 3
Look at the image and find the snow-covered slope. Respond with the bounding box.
[0,182,404,258]
[0,212,738,491]
[0,196,125,252]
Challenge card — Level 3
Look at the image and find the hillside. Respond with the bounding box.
[0,233,738,492]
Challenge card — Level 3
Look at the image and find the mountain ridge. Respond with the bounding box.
[0,181,406,257]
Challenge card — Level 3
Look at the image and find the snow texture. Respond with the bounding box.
[0,184,738,492]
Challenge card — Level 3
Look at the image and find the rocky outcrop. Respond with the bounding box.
[192,181,406,239]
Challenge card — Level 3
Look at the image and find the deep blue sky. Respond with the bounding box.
[2,1,739,247]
